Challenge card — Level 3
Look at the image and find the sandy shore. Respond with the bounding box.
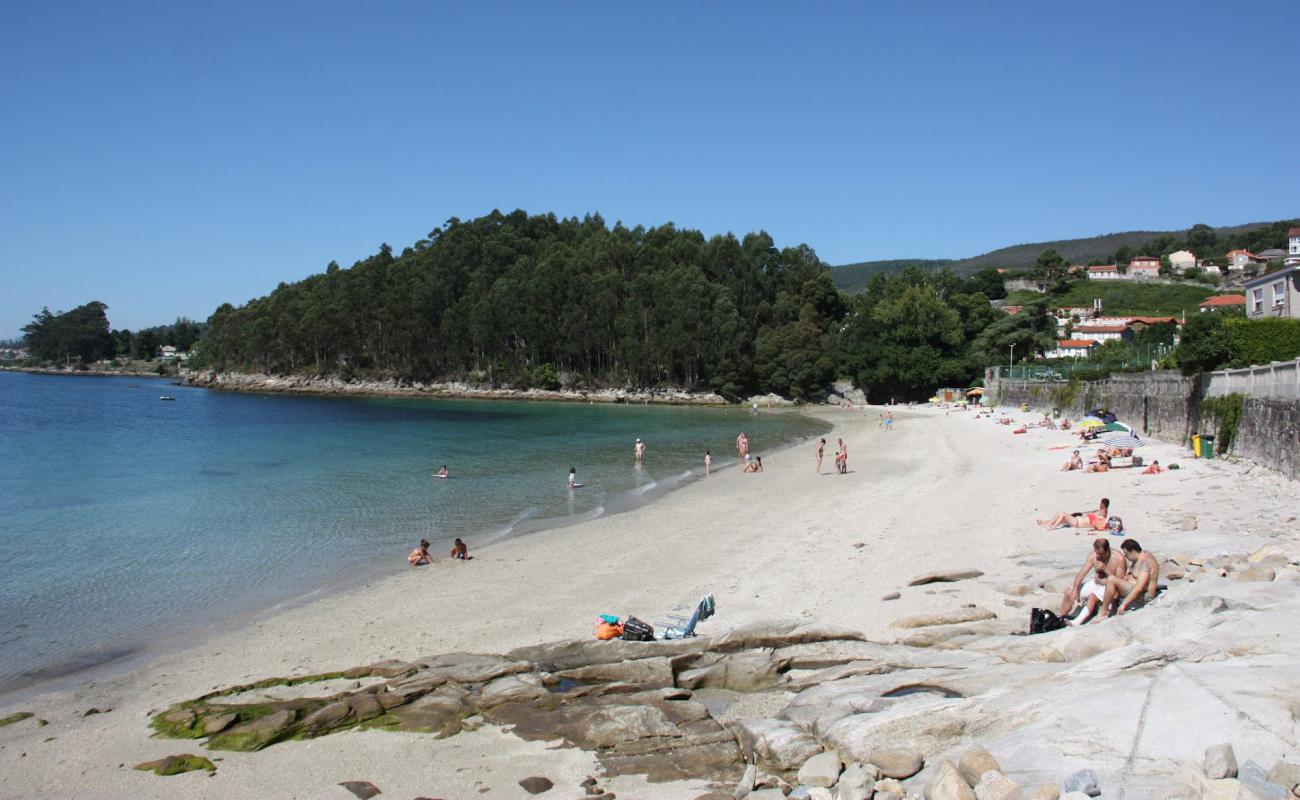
[2,404,1296,799]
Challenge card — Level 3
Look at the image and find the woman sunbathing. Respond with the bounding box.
[1141,460,1165,475]
[1085,452,1111,473]
[1061,450,1083,471]
[1039,499,1110,531]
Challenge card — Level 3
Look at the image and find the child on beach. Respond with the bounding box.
[816,438,825,474]
[704,450,712,475]
[634,438,645,464]
[450,538,468,560]
[743,456,763,473]
[408,539,432,566]
[567,467,578,488]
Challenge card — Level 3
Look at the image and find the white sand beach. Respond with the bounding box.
[2,405,1297,800]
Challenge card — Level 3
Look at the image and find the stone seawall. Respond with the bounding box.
[989,371,1200,445]
[989,370,1300,479]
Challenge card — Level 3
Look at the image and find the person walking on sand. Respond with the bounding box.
[634,438,646,464]
[704,449,712,475]
[816,438,826,474]
[835,438,847,474]
[885,411,894,431]
[736,432,749,460]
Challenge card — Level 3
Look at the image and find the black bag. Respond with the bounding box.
[621,616,655,642]
[1029,608,1067,635]
[1132,455,1144,467]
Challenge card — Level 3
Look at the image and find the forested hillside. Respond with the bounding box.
[196,210,1027,402]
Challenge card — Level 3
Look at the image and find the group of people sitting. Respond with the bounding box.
[1059,537,1161,624]
[407,537,469,566]
[1060,449,1165,475]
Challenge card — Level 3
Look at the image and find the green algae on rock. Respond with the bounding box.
[134,754,217,776]
[0,711,35,727]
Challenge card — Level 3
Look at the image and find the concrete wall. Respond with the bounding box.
[1234,397,1300,480]
[988,369,1300,480]
[1204,357,1300,399]
[989,370,1199,445]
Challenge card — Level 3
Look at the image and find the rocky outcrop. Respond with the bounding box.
[185,371,736,405]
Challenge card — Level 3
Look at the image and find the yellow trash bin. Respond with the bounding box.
[1192,434,1202,458]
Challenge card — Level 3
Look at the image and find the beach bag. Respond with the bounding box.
[594,620,624,640]
[1106,516,1124,532]
[1131,456,1143,467]
[1029,608,1067,635]
[621,616,655,642]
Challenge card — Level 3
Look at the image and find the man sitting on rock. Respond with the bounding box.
[1097,539,1161,619]
[1060,538,1128,625]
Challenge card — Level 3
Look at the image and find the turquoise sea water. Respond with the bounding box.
[0,371,827,692]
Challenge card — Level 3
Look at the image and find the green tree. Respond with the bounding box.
[1033,249,1069,282]
[1175,313,1231,374]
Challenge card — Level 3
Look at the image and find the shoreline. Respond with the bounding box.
[0,395,829,703]
[3,403,1295,799]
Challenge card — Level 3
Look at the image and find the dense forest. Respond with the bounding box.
[195,210,1040,402]
[19,302,201,364]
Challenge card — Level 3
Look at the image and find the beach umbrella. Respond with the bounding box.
[966,387,986,396]
[1100,422,1131,433]
[1076,419,1106,429]
[1101,433,1145,449]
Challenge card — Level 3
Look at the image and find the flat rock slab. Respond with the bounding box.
[338,781,382,799]
[891,608,996,629]
[908,570,985,587]
[135,754,216,776]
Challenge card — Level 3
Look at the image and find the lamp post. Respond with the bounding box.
[1009,343,1016,378]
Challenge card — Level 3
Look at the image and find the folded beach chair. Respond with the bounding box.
[659,593,715,640]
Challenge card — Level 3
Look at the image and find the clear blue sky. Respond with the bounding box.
[2,1,1296,337]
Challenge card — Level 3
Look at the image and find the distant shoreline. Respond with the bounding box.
[0,365,171,379]
[182,370,798,407]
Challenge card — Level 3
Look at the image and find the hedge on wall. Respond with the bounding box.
[1225,318,1300,367]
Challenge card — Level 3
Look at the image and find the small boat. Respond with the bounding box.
[159,396,176,401]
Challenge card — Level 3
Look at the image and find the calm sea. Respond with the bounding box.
[0,371,827,692]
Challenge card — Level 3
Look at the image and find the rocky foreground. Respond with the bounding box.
[126,540,1300,800]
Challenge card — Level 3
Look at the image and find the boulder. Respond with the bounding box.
[797,751,844,788]
[833,762,876,800]
[1061,769,1099,797]
[134,754,216,776]
[1202,779,1251,800]
[735,763,757,800]
[974,771,1023,800]
[926,759,976,800]
[1233,567,1276,583]
[1030,786,1060,800]
[875,778,906,796]
[1246,544,1291,567]
[338,781,382,800]
[411,652,533,683]
[808,788,834,800]
[958,747,1001,787]
[678,650,790,692]
[731,718,824,772]
[518,776,554,794]
[748,790,790,800]
[869,749,925,779]
[1267,761,1300,790]
[909,570,985,587]
[892,608,996,629]
[477,673,547,709]
[1204,743,1239,780]
[882,592,902,601]
[565,704,680,748]
[211,708,296,750]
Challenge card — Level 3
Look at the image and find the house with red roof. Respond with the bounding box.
[1086,264,1121,281]
[1045,339,1100,359]
[1070,322,1133,343]
[1226,249,1264,271]
[1128,256,1161,279]
[1198,295,1246,313]
[1288,228,1300,264]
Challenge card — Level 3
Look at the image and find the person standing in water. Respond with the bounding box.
[568,467,578,488]
[704,449,712,475]
[815,438,826,474]
[736,432,749,460]
[634,438,646,464]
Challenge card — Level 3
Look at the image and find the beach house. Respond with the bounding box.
[1086,264,1121,281]
[1045,339,1099,359]
[1127,256,1161,279]
[1244,264,1300,319]
[1289,227,1300,264]
[1168,250,1196,273]
[1226,249,1263,272]
[1198,295,1246,313]
[1069,322,1132,343]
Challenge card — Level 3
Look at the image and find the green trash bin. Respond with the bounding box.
[1201,435,1215,459]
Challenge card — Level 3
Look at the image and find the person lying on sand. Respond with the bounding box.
[1060,537,1128,625]
[1039,498,1110,531]
[1060,419,1072,430]
[408,539,432,566]
[1141,460,1165,475]
[450,538,468,560]
[1101,446,1133,459]
[1095,538,1160,619]
[1085,451,1111,473]
[743,456,764,473]
[1061,450,1083,471]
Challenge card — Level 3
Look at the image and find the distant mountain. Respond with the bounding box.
[831,220,1286,292]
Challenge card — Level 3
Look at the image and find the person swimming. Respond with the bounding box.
[434,465,449,479]
[408,539,432,566]
[450,538,468,560]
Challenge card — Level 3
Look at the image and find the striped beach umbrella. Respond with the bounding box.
[1101,433,1145,449]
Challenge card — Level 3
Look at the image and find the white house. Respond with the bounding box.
[1168,250,1197,273]
[1225,250,1263,271]
[1087,264,1121,280]
[1045,339,1099,359]
[1128,256,1160,278]
[1070,323,1132,343]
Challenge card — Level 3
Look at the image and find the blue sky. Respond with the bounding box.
[2,1,1296,337]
